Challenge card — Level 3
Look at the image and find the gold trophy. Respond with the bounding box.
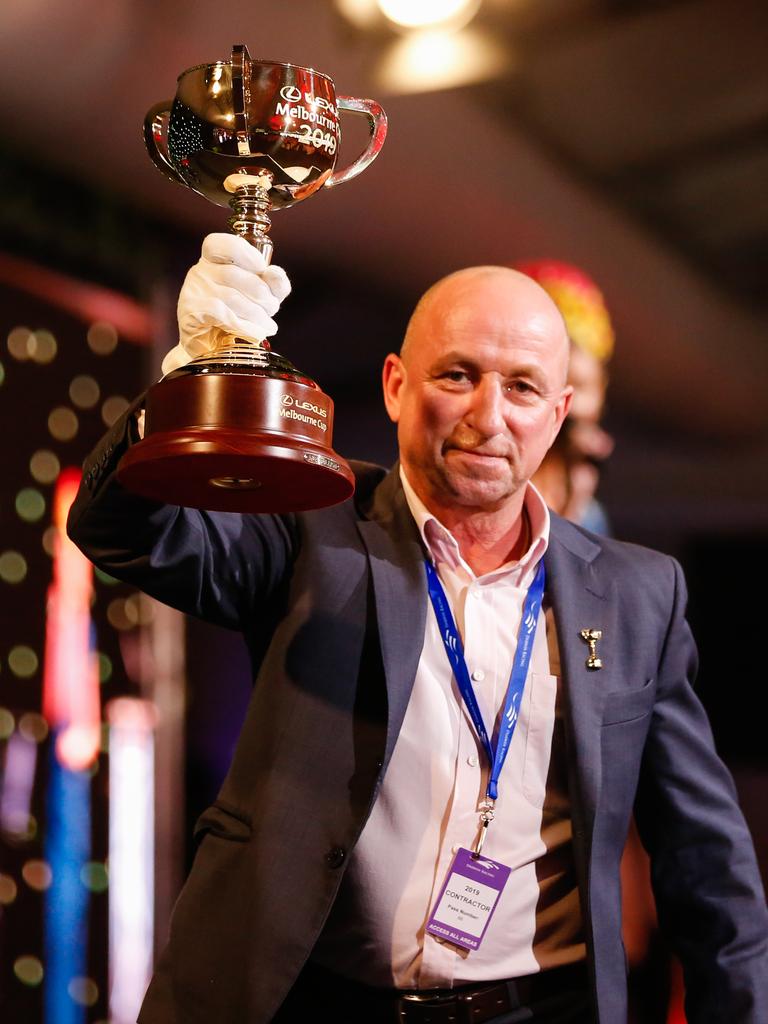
[117,45,387,512]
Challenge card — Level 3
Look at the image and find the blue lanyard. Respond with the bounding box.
[424,558,546,802]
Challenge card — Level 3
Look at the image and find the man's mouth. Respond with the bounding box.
[446,446,510,469]
[448,445,508,460]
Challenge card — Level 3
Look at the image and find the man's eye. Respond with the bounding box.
[442,370,469,383]
[508,380,534,394]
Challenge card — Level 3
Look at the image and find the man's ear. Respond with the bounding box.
[382,353,405,424]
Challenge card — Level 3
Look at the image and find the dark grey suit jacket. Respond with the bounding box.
[68,403,768,1023]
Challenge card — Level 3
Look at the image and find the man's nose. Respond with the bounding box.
[467,377,506,437]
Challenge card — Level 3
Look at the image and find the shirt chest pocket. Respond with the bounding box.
[521,672,560,807]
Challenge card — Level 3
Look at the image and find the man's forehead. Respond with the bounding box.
[438,299,559,337]
[421,303,568,364]
[400,266,569,370]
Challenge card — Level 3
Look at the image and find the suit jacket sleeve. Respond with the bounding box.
[66,395,299,631]
[634,557,768,1022]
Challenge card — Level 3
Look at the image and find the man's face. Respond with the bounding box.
[382,270,572,520]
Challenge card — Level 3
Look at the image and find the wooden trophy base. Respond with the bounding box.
[117,349,355,513]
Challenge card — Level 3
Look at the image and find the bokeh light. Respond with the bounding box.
[124,593,154,626]
[69,374,100,409]
[98,653,113,684]
[48,406,79,442]
[87,321,118,355]
[13,956,44,987]
[378,0,479,29]
[0,550,28,584]
[18,712,49,743]
[15,488,46,523]
[101,395,129,427]
[107,598,133,631]
[335,0,380,28]
[29,329,58,364]
[378,25,506,92]
[7,326,34,360]
[0,873,18,905]
[80,861,109,894]
[0,360,5,385]
[42,526,57,557]
[30,449,61,485]
[0,708,15,739]
[22,859,53,892]
[55,725,101,773]
[68,977,99,1007]
[8,646,39,678]
[14,815,38,843]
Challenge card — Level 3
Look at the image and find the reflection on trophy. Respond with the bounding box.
[117,44,387,512]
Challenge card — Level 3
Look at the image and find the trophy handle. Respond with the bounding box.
[327,97,388,190]
[143,101,186,186]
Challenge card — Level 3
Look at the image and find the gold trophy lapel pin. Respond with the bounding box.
[579,628,603,670]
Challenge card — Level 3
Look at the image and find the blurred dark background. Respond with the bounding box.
[1,1,766,1021]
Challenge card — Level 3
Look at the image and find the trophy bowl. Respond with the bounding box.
[117,45,387,513]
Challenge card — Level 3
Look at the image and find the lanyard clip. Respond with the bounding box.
[472,799,495,859]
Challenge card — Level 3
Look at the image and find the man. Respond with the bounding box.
[68,238,768,1023]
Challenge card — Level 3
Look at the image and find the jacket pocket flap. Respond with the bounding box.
[602,678,656,726]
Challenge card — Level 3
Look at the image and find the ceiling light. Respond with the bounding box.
[334,0,382,29]
[377,26,508,93]
[377,0,480,29]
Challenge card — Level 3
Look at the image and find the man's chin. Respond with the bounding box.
[443,471,519,510]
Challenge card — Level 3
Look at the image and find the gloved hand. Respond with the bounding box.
[161,233,292,376]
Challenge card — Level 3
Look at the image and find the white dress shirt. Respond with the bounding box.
[313,471,585,988]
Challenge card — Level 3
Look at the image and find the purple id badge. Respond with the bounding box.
[426,847,511,951]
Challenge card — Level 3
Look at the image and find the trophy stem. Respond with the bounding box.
[213,172,277,355]
[227,175,274,263]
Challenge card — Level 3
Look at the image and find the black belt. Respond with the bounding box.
[291,961,590,1024]
[395,962,589,1023]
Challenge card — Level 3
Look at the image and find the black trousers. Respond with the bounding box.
[273,961,594,1024]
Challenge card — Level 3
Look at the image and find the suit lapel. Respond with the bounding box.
[545,516,617,842]
[357,466,428,770]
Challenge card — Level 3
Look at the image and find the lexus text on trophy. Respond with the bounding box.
[118,44,387,512]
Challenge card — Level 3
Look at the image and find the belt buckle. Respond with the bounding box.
[397,989,476,1024]
[399,989,457,1005]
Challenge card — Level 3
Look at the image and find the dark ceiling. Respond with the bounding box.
[487,0,768,313]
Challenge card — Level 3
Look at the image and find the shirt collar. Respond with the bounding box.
[399,465,550,582]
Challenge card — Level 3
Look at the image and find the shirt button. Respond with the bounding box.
[471,669,485,682]
[325,846,346,869]
[467,755,479,767]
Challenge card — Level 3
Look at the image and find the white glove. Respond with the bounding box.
[161,233,291,376]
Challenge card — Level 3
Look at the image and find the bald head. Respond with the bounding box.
[382,265,574,523]
[401,266,570,387]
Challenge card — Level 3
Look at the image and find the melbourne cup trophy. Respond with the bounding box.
[117,44,387,512]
